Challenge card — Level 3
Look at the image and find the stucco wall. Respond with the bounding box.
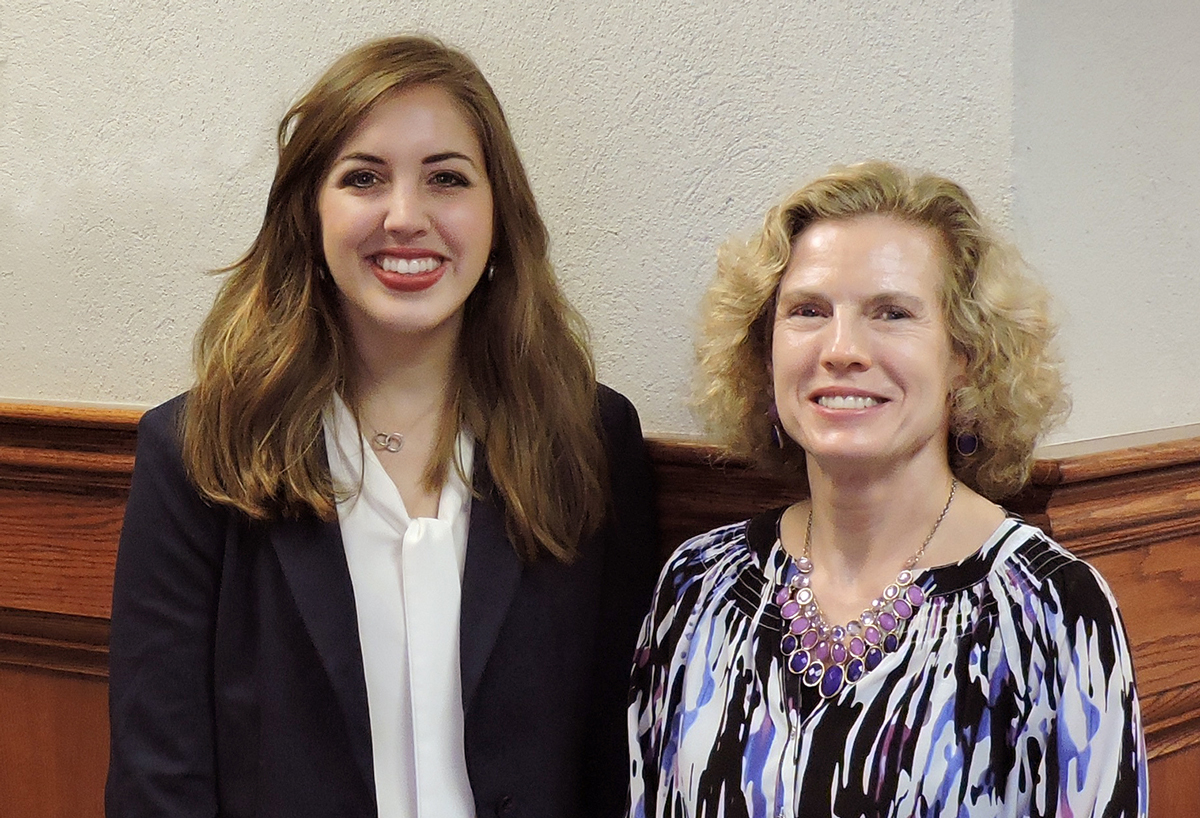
[1,0,1194,443]
[1013,0,1200,441]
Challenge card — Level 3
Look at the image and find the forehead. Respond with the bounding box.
[337,83,483,158]
[779,214,948,298]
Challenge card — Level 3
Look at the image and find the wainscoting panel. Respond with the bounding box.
[2,403,1197,815]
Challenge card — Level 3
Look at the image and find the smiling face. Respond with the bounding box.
[316,83,494,355]
[771,214,964,477]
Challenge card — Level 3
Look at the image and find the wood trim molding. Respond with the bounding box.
[1143,681,1200,759]
[0,608,109,679]
[2,402,1199,760]
[0,404,140,493]
[0,405,138,622]
[647,434,1200,556]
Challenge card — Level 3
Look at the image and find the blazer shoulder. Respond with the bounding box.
[596,382,644,441]
[136,392,190,452]
[123,392,228,538]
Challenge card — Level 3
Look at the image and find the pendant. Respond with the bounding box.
[371,432,404,453]
[776,557,928,699]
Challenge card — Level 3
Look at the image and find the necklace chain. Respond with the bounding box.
[777,479,957,699]
[365,398,446,455]
[803,478,957,570]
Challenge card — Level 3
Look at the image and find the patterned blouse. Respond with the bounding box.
[628,511,1148,817]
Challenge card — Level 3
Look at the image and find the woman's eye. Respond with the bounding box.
[794,304,824,318]
[340,170,379,189]
[880,306,911,320]
[430,170,469,188]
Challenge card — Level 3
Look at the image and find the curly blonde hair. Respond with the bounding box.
[696,161,1069,499]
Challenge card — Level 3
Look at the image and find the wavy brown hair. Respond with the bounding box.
[697,161,1069,499]
[183,35,605,561]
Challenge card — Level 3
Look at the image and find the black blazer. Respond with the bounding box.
[106,386,659,818]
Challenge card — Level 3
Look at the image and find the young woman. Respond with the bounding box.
[629,162,1147,817]
[106,35,658,818]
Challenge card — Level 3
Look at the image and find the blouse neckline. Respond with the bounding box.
[746,505,1026,598]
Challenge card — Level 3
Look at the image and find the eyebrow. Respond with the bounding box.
[865,290,924,305]
[775,288,927,308]
[334,150,479,168]
[423,151,477,167]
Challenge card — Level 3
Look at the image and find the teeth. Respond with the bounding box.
[377,256,441,275]
[817,395,880,410]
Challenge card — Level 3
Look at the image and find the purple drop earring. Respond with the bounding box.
[954,431,979,457]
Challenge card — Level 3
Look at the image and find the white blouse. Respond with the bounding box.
[324,395,476,818]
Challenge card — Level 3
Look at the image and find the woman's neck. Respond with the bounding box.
[345,323,461,520]
[806,456,956,576]
[347,317,459,429]
[781,451,1004,625]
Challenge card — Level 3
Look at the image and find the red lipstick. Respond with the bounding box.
[371,250,446,292]
[373,265,445,292]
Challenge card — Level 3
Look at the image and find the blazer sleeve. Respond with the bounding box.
[106,397,226,818]
[583,385,661,818]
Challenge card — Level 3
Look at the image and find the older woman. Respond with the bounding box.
[629,162,1147,817]
[107,35,658,818]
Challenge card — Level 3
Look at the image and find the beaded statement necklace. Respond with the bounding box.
[775,479,957,699]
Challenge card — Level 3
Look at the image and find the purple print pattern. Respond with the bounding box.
[628,513,1148,817]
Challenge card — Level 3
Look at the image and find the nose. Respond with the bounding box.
[821,310,870,371]
[382,181,430,237]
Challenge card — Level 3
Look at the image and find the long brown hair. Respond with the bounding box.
[697,161,1068,499]
[183,35,606,561]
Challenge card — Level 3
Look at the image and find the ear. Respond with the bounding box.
[952,361,968,390]
[947,337,969,386]
[765,310,777,381]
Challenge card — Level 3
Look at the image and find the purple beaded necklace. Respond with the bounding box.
[775,479,956,699]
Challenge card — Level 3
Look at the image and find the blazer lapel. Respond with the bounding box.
[270,516,375,793]
[459,459,523,711]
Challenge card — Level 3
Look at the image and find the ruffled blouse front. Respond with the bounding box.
[325,395,475,818]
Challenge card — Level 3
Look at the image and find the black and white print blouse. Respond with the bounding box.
[628,511,1148,817]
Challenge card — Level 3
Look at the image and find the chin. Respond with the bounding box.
[799,432,882,457]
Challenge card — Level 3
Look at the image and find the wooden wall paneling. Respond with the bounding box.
[0,487,126,619]
[1085,537,1200,758]
[0,403,140,490]
[1147,742,1200,817]
[648,437,1054,562]
[0,608,110,679]
[0,404,135,816]
[3,402,1200,817]
[0,665,109,818]
[0,404,137,620]
[1035,446,1200,765]
[646,437,804,553]
[1042,461,1200,558]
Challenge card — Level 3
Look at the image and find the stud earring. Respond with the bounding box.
[485,260,496,282]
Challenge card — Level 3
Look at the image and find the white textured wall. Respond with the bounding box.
[0,0,1104,441]
[1014,0,1200,441]
[0,0,1012,434]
